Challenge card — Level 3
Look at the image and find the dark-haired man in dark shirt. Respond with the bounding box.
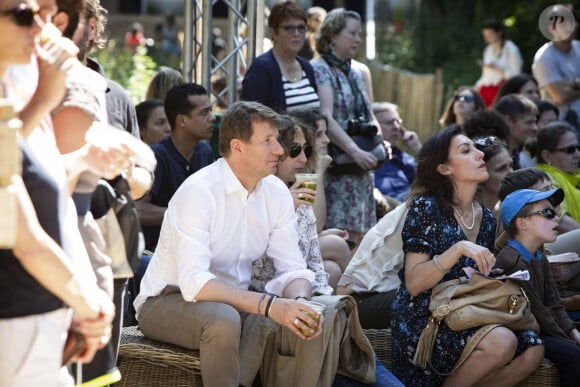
[137,83,215,251]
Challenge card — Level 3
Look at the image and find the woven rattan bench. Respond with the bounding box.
[117,326,559,386]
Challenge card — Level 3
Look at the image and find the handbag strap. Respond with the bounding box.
[431,324,500,376]
[453,324,499,372]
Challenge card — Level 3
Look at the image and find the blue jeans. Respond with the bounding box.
[332,356,403,387]
[125,254,152,324]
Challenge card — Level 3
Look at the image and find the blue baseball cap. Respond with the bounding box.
[500,188,564,227]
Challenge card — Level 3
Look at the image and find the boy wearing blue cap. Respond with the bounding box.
[496,188,580,387]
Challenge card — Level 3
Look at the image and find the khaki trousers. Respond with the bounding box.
[139,290,375,387]
[138,287,278,387]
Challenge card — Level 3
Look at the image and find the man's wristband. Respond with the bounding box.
[295,296,309,301]
[257,293,268,316]
[265,295,277,318]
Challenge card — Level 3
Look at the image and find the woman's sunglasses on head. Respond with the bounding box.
[289,143,313,159]
[473,135,505,151]
[0,3,38,27]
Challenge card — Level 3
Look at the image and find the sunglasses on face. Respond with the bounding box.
[454,94,474,103]
[0,3,38,27]
[521,208,557,220]
[289,143,313,159]
[553,145,580,154]
[279,24,307,34]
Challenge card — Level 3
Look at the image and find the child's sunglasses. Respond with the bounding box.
[521,208,557,220]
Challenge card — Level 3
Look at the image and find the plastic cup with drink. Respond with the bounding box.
[296,299,325,336]
[295,173,319,203]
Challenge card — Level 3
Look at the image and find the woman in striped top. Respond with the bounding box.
[240,1,320,112]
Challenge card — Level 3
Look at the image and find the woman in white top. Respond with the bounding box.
[476,18,523,107]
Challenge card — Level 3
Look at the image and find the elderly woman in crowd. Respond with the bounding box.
[241,1,319,112]
[391,125,544,386]
[311,8,379,241]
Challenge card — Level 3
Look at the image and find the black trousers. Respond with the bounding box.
[351,290,397,329]
[72,278,127,382]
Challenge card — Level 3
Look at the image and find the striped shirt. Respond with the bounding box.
[283,71,320,111]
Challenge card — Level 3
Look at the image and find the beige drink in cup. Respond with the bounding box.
[297,299,325,336]
[295,173,319,203]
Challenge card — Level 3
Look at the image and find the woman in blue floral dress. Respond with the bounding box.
[391,126,544,386]
[311,9,378,239]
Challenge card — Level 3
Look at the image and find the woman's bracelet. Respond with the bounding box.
[257,293,267,316]
[433,255,450,274]
[265,295,277,318]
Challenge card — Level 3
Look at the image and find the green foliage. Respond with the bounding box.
[127,46,158,104]
[376,25,416,70]
[90,40,158,104]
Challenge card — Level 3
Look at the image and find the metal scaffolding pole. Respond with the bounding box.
[182,0,266,107]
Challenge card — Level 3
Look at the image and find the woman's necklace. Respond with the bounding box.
[275,52,302,82]
[284,71,302,82]
[282,65,302,82]
[454,201,475,230]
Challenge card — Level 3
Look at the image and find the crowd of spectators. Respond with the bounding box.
[3,0,580,386]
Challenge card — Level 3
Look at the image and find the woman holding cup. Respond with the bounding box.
[274,115,334,296]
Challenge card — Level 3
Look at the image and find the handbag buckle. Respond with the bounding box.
[435,305,450,317]
[508,295,518,314]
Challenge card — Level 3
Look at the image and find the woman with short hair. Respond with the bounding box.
[241,1,319,112]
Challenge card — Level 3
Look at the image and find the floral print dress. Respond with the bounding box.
[250,205,333,296]
[310,58,376,233]
[391,196,543,386]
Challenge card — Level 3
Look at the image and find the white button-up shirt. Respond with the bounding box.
[135,158,314,316]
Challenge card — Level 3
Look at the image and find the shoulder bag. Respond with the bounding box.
[321,55,389,175]
[413,272,539,370]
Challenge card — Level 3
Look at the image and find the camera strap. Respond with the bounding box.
[321,53,370,121]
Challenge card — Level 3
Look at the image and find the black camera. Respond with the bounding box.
[346,118,378,137]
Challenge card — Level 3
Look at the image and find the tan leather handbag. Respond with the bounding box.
[413,273,539,369]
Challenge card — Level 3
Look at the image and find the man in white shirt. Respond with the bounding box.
[533,4,580,133]
[134,101,321,387]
